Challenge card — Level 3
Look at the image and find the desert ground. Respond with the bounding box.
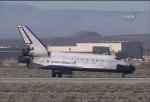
[0,59,150,102]
[0,78,149,102]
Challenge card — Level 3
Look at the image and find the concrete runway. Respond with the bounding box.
[0,78,149,84]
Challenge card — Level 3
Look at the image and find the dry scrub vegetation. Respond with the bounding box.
[0,59,150,78]
[0,59,150,102]
[0,82,150,102]
[0,59,52,78]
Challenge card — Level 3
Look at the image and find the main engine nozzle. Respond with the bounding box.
[18,47,33,68]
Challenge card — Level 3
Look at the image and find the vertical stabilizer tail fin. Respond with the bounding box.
[17,25,48,56]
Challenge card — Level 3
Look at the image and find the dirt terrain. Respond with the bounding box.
[0,59,150,102]
[0,79,149,102]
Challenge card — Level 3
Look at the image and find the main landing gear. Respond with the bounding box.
[51,69,73,78]
[121,73,125,78]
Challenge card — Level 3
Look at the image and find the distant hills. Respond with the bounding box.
[0,32,149,50]
[0,3,150,39]
[66,31,101,38]
[44,32,150,50]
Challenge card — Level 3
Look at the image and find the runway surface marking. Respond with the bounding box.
[0,78,149,84]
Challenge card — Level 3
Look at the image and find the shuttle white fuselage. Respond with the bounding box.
[33,52,125,70]
[17,25,135,77]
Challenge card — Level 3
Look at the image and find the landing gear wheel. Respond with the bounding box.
[58,73,62,78]
[122,74,125,78]
[52,70,62,78]
[52,73,56,78]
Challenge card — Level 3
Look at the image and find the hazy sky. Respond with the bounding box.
[0,1,149,39]
[2,1,150,11]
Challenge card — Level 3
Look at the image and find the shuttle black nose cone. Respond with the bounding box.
[117,64,135,74]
